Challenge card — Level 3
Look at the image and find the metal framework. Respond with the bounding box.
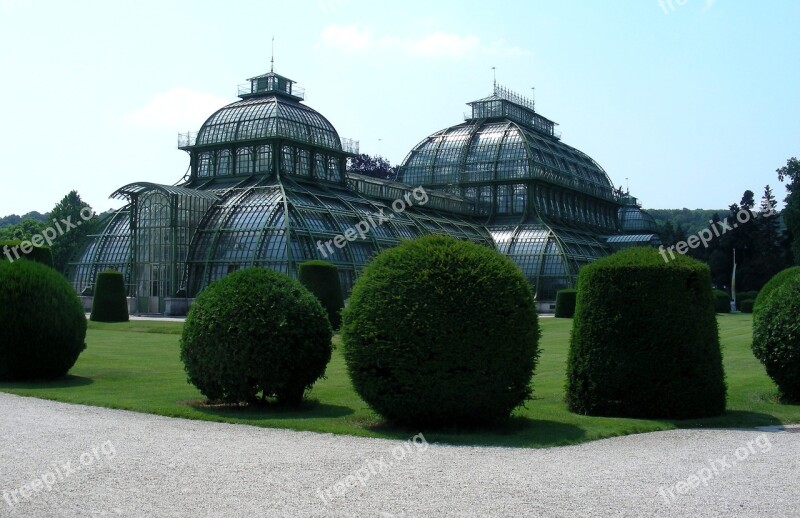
[70,70,657,311]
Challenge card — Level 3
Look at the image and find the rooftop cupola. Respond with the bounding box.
[237,71,305,101]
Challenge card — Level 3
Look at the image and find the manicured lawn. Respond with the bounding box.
[1,314,797,448]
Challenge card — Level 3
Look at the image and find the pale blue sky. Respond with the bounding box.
[1,0,798,216]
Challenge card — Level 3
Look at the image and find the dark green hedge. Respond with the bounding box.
[298,260,344,330]
[754,266,800,314]
[342,235,540,427]
[712,289,731,313]
[739,299,755,313]
[0,259,86,380]
[555,289,578,318]
[752,275,800,402]
[90,270,129,322]
[566,247,726,419]
[737,290,759,303]
[180,268,332,406]
[0,240,53,267]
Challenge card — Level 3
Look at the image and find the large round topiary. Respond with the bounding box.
[566,247,726,419]
[180,267,333,406]
[752,275,800,403]
[754,266,800,314]
[0,259,86,380]
[298,260,344,330]
[341,235,540,427]
[712,289,731,313]
[90,270,129,322]
[555,289,577,318]
[0,240,53,267]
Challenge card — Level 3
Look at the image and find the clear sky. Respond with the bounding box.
[1,0,798,216]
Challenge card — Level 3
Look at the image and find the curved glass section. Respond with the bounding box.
[618,206,659,234]
[492,223,611,301]
[399,121,616,202]
[69,208,133,295]
[196,97,341,151]
[186,177,493,295]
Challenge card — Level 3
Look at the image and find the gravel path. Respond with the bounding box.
[1,393,798,517]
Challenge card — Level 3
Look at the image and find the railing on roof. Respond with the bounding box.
[237,83,306,100]
[178,132,198,148]
[341,138,360,155]
[494,83,536,112]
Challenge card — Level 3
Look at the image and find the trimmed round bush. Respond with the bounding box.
[712,289,731,313]
[0,240,53,267]
[739,299,755,313]
[90,270,129,322]
[566,247,726,419]
[298,260,344,330]
[555,289,578,318]
[752,275,800,402]
[755,266,800,314]
[180,268,332,406]
[341,235,540,427]
[737,290,759,302]
[0,259,86,380]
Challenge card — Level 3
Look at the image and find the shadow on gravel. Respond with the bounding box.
[365,416,587,448]
[674,410,785,429]
[0,375,94,389]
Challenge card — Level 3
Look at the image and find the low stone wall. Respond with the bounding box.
[164,298,195,317]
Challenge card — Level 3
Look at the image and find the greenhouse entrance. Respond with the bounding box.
[109,183,219,313]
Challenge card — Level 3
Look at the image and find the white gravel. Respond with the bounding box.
[1,392,798,517]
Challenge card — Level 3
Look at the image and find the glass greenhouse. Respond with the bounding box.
[70,69,658,313]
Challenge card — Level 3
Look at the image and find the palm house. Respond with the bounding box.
[397,84,659,303]
[70,68,657,314]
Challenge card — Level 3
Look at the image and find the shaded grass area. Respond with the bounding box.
[1,314,797,448]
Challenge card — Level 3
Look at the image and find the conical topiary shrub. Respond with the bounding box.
[90,270,129,322]
[298,260,344,330]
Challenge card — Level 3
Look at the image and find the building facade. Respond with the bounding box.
[70,69,658,313]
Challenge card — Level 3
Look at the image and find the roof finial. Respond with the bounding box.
[271,36,275,73]
[491,66,496,92]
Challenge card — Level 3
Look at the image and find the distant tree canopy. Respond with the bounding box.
[647,209,727,236]
[346,154,398,181]
[777,157,800,264]
[0,211,48,229]
[0,191,102,276]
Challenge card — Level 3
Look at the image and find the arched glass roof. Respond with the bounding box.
[195,96,342,151]
[398,120,616,202]
[185,176,494,295]
[618,206,659,234]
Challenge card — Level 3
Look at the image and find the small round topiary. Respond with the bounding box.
[712,289,731,313]
[90,270,129,322]
[298,260,344,330]
[341,235,540,428]
[566,247,726,419]
[555,289,578,318]
[0,240,53,267]
[0,259,86,380]
[180,267,332,406]
[752,275,800,403]
[754,266,800,314]
[738,299,755,313]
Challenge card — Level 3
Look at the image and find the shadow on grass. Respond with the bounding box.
[185,398,354,420]
[0,375,94,389]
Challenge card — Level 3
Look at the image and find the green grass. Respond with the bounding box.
[1,314,797,448]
